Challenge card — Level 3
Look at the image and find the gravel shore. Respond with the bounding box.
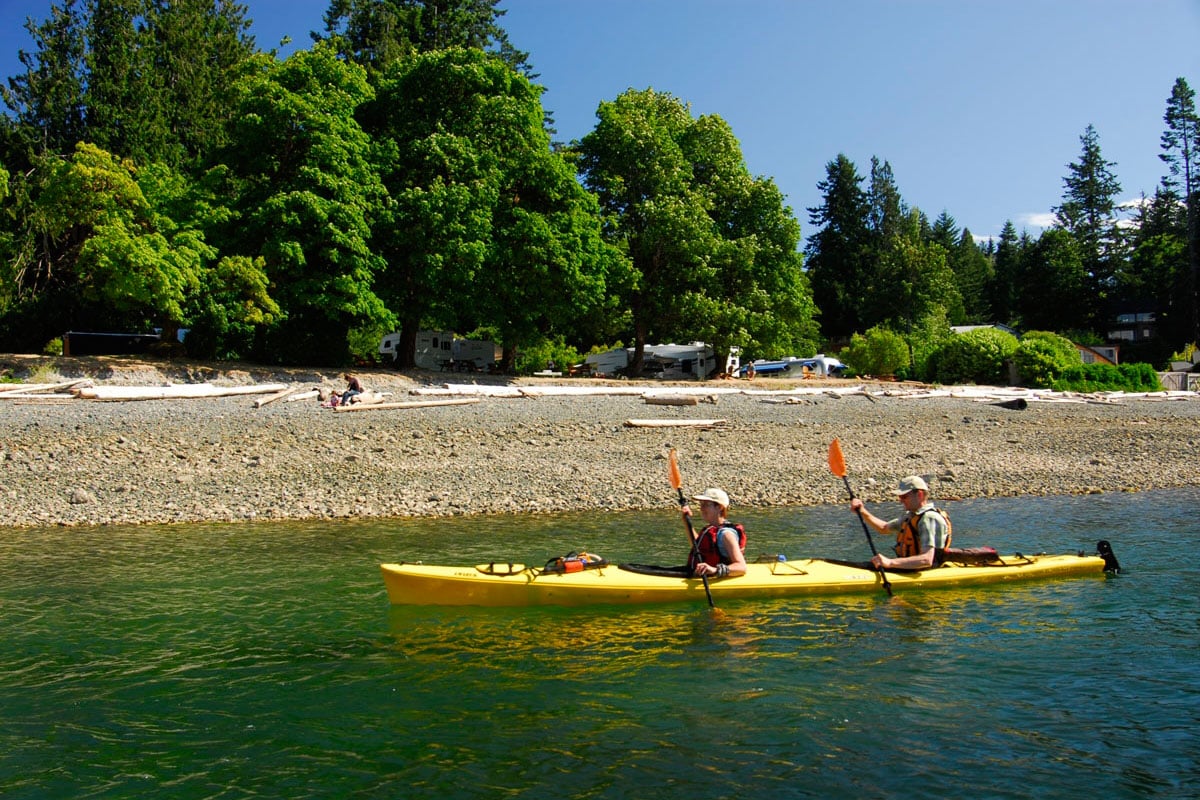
[2,355,1198,528]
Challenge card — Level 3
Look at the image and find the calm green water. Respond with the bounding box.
[1,490,1197,799]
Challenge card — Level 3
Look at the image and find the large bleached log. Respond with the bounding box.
[75,383,288,400]
[253,386,296,408]
[0,379,94,396]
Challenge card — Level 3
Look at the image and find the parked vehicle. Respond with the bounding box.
[378,330,500,371]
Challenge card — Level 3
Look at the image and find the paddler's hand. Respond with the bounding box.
[850,498,864,513]
[680,503,694,520]
[871,553,892,569]
[694,563,718,578]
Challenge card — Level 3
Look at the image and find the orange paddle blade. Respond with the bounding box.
[828,438,847,478]
[668,448,683,490]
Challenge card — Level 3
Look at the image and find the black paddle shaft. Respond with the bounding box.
[841,475,893,597]
[676,488,715,608]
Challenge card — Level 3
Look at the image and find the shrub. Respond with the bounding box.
[930,327,1018,385]
[1014,331,1079,388]
[841,326,910,378]
[1052,362,1163,393]
[513,336,583,376]
[906,310,954,383]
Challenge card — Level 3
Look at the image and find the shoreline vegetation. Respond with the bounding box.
[2,354,1198,529]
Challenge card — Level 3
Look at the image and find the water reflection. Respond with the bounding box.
[0,490,1197,799]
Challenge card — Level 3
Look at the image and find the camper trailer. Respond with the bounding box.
[583,342,739,379]
[378,330,499,371]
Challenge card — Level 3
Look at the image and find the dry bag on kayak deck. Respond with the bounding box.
[542,551,609,574]
[937,546,1001,565]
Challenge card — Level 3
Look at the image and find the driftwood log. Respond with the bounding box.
[624,418,727,428]
[333,397,482,412]
[643,395,699,406]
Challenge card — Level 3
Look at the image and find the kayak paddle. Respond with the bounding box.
[827,438,893,597]
[667,448,716,609]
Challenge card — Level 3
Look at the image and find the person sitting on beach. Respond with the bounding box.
[341,374,364,405]
[681,488,747,579]
[850,475,951,570]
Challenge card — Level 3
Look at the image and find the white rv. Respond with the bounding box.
[583,342,739,379]
[378,330,499,371]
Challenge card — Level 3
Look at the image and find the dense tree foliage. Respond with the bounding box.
[318,0,527,75]
[365,48,610,368]
[578,88,816,375]
[0,2,1195,373]
[220,44,389,364]
[1158,77,1200,343]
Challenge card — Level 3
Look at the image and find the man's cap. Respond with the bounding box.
[691,488,730,508]
[889,475,929,495]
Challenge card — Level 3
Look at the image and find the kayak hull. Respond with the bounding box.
[380,554,1109,607]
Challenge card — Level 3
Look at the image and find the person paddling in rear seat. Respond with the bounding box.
[681,488,748,579]
[850,475,952,570]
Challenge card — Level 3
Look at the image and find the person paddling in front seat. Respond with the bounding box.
[680,488,748,579]
[850,475,952,570]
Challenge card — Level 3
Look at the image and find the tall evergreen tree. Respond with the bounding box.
[990,220,1022,325]
[1,0,88,157]
[318,0,528,76]
[866,156,906,238]
[1053,124,1123,331]
[805,154,870,338]
[1122,187,1189,347]
[84,0,157,162]
[145,0,257,166]
[1159,77,1200,343]
[1019,228,1089,332]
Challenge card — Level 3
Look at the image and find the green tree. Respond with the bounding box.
[578,88,816,375]
[222,45,390,365]
[577,89,715,376]
[950,228,994,323]
[4,143,240,344]
[318,0,528,76]
[866,156,906,239]
[990,221,1023,325]
[143,0,257,165]
[675,114,818,361]
[83,0,155,162]
[870,213,962,335]
[1018,228,1089,332]
[1054,124,1123,330]
[1,0,88,157]
[1120,188,1188,350]
[1159,77,1200,343]
[365,49,602,368]
[805,153,870,338]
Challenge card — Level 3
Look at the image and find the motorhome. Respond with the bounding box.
[378,330,500,371]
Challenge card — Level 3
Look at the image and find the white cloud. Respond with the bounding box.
[1017,212,1057,230]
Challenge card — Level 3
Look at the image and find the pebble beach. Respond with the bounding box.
[2,355,1198,528]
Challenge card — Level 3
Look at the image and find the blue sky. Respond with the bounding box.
[2,0,1198,243]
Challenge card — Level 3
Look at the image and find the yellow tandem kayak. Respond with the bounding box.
[380,544,1118,607]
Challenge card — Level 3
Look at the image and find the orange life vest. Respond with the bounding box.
[895,507,952,558]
